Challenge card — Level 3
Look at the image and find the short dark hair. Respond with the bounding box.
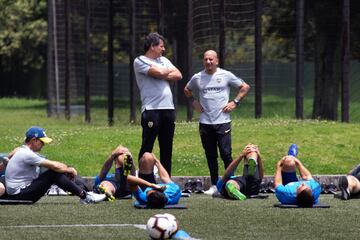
[143,32,165,52]
[147,191,168,208]
[296,188,314,208]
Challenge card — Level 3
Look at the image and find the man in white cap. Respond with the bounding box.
[4,126,101,204]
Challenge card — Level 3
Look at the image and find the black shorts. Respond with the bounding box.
[221,176,261,198]
[105,177,132,198]
[138,173,156,191]
[0,175,5,185]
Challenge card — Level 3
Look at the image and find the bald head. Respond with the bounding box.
[203,50,219,74]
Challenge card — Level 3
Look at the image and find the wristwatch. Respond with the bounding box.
[233,98,240,106]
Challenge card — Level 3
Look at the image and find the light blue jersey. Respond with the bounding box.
[186,68,245,124]
[134,182,181,205]
[275,178,321,205]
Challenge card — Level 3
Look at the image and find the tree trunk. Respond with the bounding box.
[312,0,341,120]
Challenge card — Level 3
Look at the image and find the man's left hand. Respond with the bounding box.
[222,101,237,113]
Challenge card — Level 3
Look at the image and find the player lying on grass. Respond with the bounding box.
[216,144,264,200]
[94,147,181,208]
[338,164,360,200]
[274,154,321,207]
[131,152,182,208]
[93,145,136,201]
[3,126,103,204]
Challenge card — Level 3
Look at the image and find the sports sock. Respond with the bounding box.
[225,182,246,200]
[247,157,257,176]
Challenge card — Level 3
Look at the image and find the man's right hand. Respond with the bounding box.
[192,100,204,113]
[152,184,166,192]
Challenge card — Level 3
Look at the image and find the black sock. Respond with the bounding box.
[79,190,86,199]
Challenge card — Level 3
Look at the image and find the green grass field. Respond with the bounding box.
[0,194,359,240]
[0,98,359,176]
[1,98,360,240]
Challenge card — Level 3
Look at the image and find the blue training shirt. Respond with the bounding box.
[134,182,181,205]
[275,178,321,205]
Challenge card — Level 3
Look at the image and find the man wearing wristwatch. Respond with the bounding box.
[184,50,250,195]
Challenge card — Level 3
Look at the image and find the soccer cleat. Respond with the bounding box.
[204,185,218,196]
[193,179,204,193]
[247,157,257,176]
[182,180,193,193]
[288,144,298,157]
[266,181,275,193]
[259,181,267,193]
[123,154,133,176]
[327,182,338,194]
[98,185,116,202]
[80,192,96,204]
[339,176,350,200]
[225,182,246,200]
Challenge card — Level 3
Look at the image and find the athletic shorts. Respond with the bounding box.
[0,175,5,185]
[105,177,132,198]
[138,172,156,191]
[281,172,298,185]
[221,175,261,198]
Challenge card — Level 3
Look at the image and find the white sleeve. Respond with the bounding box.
[161,57,175,69]
[23,151,45,167]
[134,57,151,75]
[227,71,244,88]
[186,74,198,90]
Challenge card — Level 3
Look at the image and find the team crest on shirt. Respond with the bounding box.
[216,78,222,83]
[148,121,154,128]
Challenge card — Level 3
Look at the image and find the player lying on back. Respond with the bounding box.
[93,145,136,201]
[216,144,264,200]
[94,146,181,208]
[130,152,181,208]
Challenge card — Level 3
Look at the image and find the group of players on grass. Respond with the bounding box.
[1,31,359,207]
[1,127,359,208]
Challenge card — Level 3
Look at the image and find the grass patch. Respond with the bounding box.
[0,194,358,239]
[0,98,359,176]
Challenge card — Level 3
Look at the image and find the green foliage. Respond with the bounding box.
[0,0,47,70]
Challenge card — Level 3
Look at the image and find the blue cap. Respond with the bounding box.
[25,126,53,144]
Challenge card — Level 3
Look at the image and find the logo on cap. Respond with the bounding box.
[26,126,53,144]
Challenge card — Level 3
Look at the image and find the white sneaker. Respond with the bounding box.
[80,192,105,204]
[57,187,69,196]
[204,185,218,195]
[87,191,107,203]
[47,185,58,196]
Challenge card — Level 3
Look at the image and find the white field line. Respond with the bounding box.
[0,223,146,230]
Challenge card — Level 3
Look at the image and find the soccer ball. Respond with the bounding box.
[146,213,179,239]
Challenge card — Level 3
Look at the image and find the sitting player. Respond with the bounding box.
[338,164,360,200]
[130,152,181,208]
[93,145,136,201]
[274,151,321,207]
[217,144,264,200]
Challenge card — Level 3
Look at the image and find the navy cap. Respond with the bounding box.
[25,126,53,144]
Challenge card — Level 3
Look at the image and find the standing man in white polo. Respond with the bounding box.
[184,50,250,195]
[133,32,182,176]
